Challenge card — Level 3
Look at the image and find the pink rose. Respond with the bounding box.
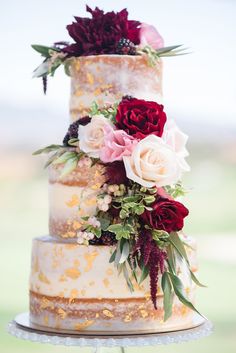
[140,23,164,50]
[100,125,138,163]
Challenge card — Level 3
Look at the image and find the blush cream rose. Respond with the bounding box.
[123,135,181,188]
[78,115,112,158]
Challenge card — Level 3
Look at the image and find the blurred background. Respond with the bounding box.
[0,0,235,352]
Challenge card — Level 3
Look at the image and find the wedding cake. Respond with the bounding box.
[30,6,204,334]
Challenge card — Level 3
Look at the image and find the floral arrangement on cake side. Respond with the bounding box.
[34,96,205,319]
[31,5,187,92]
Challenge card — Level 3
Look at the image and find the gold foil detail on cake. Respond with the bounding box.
[84,251,98,272]
[33,257,39,273]
[95,313,100,318]
[74,320,94,331]
[66,194,80,207]
[140,309,149,318]
[103,278,110,288]
[40,297,54,310]
[59,274,67,282]
[124,314,132,322]
[65,268,81,279]
[72,220,82,230]
[43,315,49,325]
[89,281,95,286]
[65,244,77,250]
[87,72,94,85]
[103,309,114,318]
[75,89,84,97]
[61,231,76,239]
[38,272,51,284]
[58,308,67,319]
[69,289,79,304]
[106,268,114,276]
[84,197,97,206]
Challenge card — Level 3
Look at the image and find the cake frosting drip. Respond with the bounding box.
[69,55,163,121]
[29,236,197,332]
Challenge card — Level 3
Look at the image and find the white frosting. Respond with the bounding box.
[30,236,197,299]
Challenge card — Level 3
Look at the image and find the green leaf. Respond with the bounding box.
[152,229,169,241]
[99,217,110,231]
[114,241,122,266]
[161,272,174,321]
[31,44,59,58]
[134,205,145,215]
[109,250,117,263]
[119,241,130,264]
[167,272,202,316]
[143,195,156,204]
[123,196,141,203]
[33,144,63,155]
[107,224,132,240]
[59,157,78,178]
[166,245,177,274]
[52,151,77,165]
[190,270,207,288]
[139,265,149,285]
[168,232,189,265]
[123,263,134,292]
[155,45,183,55]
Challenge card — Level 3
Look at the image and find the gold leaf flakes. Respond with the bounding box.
[75,61,80,71]
[58,308,67,319]
[106,268,113,276]
[43,315,49,325]
[95,313,100,318]
[65,268,81,279]
[38,272,51,284]
[69,289,79,304]
[33,257,39,273]
[89,281,95,286]
[61,231,76,239]
[40,297,54,310]
[140,310,149,318]
[94,88,102,96]
[103,278,110,288]
[59,274,67,282]
[72,220,82,230]
[124,314,132,322]
[65,244,77,250]
[74,320,94,330]
[75,89,84,97]
[103,309,114,318]
[66,194,79,207]
[84,251,98,272]
[87,72,94,85]
[84,197,97,206]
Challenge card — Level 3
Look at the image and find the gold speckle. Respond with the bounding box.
[72,220,82,230]
[33,257,39,273]
[65,244,77,250]
[61,231,76,239]
[106,268,114,276]
[84,251,98,272]
[140,310,149,318]
[75,61,80,71]
[73,259,80,267]
[114,299,119,303]
[58,291,65,297]
[84,197,97,206]
[124,314,132,322]
[91,183,102,190]
[103,278,110,288]
[95,313,100,318]
[58,308,67,319]
[89,281,95,286]
[103,309,114,318]
[66,194,80,207]
[38,272,51,284]
[74,320,94,330]
[75,89,84,97]
[40,297,54,310]
[185,287,190,295]
[65,268,81,279]
[98,296,102,300]
[59,274,67,282]
[43,315,49,325]
[181,306,188,316]
[69,289,79,304]
[87,72,94,85]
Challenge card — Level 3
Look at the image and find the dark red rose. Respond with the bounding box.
[115,98,167,139]
[103,161,129,185]
[141,197,189,233]
[63,6,140,56]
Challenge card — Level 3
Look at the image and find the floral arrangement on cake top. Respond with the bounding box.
[32,5,187,92]
[34,96,205,318]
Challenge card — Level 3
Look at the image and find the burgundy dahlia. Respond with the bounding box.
[115,97,167,139]
[63,6,141,56]
[141,197,189,233]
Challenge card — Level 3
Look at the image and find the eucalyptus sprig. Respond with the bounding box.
[164,182,189,199]
[137,45,189,67]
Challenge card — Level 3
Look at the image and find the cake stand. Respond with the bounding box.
[8,312,213,352]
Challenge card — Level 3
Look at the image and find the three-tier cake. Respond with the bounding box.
[30,6,204,334]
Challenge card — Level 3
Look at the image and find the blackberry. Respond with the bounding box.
[122,95,133,101]
[116,38,136,55]
[63,116,91,146]
[89,237,102,246]
[101,231,117,246]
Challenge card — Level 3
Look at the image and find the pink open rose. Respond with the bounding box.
[140,23,164,50]
[100,125,138,163]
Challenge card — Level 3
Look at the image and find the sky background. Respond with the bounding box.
[0,0,236,148]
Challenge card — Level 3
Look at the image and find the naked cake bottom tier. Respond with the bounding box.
[29,236,197,333]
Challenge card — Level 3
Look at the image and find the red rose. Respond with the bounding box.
[141,197,189,233]
[115,98,167,139]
